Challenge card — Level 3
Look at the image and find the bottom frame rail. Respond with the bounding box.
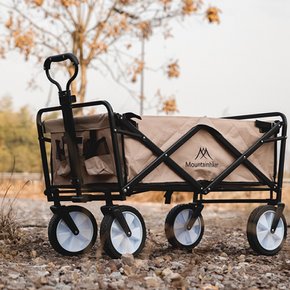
[200,198,275,204]
[47,194,125,202]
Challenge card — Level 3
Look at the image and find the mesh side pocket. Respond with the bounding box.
[83,132,115,176]
[85,155,114,175]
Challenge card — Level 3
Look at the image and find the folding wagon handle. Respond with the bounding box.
[44,53,79,93]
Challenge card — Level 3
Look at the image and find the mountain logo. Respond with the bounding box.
[195,147,213,160]
[185,147,218,168]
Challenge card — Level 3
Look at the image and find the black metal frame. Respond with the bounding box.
[37,100,287,205]
[37,53,288,237]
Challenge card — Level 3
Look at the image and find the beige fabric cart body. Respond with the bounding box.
[44,114,275,186]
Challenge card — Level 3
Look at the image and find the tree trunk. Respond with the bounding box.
[79,61,87,104]
[68,63,85,116]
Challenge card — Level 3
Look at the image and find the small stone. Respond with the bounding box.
[38,286,55,290]
[56,285,71,290]
[144,276,162,288]
[238,254,246,262]
[161,268,173,278]
[155,269,162,276]
[71,271,80,282]
[127,280,142,289]
[47,262,55,269]
[212,274,224,281]
[9,273,20,279]
[40,276,48,285]
[245,256,254,263]
[108,280,125,289]
[31,250,37,258]
[10,250,18,257]
[220,252,229,258]
[163,255,172,262]
[75,282,95,290]
[154,257,164,267]
[169,272,182,281]
[121,254,134,266]
[33,257,45,264]
[123,264,133,276]
[107,260,118,273]
[202,284,219,290]
[59,265,71,274]
[109,271,122,281]
[98,280,107,289]
[171,261,183,270]
[207,264,216,271]
[135,259,148,270]
[215,281,225,289]
[278,284,288,290]
[220,252,228,257]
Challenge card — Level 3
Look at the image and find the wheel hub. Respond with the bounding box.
[56,211,94,252]
[111,211,143,255]
[173,209,201,246]
[256,210,284,251]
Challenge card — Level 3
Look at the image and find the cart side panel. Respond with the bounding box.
[124,116,275,183]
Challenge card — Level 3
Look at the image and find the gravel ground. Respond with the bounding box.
[0,199,290,289]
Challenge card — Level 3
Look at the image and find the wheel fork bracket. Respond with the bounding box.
[101,206,132,237]
[187,204,204,230]
[164,191,173,204]
[50,205,79,235]
[271,203,285,233]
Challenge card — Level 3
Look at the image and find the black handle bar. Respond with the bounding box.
[44,53,79,92]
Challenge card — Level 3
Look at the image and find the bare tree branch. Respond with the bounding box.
[0,0,219,113]
[6,4,67,49]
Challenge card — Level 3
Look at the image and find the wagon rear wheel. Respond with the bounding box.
[247,205,287,256]
[48,206,97,256]
[100,206,146,258]
[165,204,204,250]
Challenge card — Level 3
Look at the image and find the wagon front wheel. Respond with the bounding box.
[48,206,97,256]
[100,206,146,258]
[247,205,287,255]
[165,204,204,250]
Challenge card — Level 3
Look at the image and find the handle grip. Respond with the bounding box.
[44,53,79,70]
[44,53,79,93]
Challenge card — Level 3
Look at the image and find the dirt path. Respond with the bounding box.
[0,199,290,289]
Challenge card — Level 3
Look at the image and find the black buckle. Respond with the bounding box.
[255,120,273,133]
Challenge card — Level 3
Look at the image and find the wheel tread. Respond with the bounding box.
[100,206,146,258]
[247,205,287,256]
[48,205,97,256]
[165,204,204,250]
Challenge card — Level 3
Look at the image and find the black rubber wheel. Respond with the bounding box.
[100,206,146,258]
[246,205,265,253]
[48,206,97,256]
[247,205,287,256]
[165,204,204,250]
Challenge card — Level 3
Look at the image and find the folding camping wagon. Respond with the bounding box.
[37,53,288,258]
